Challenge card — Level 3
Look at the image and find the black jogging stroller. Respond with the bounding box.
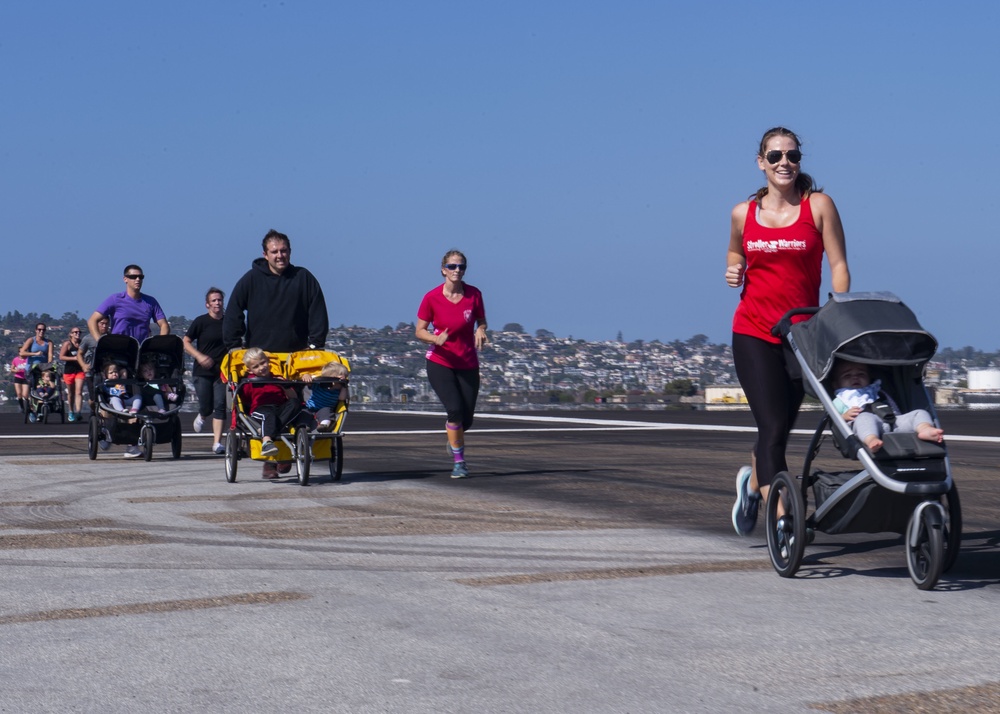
[767,292,960,590]
[24,362,66,424]
[86,334,186,461]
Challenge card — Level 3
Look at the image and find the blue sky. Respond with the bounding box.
[3,1,998,350]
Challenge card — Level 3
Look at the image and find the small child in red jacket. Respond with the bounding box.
[240,347,301,457]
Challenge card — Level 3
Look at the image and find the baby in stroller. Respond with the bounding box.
[25,364,63,423]
[240,347,303,458]
[139,357,179,413]
[35,367,59,400]
[302,361,349,432]
[831,359,944,454]
[102,362,142,414]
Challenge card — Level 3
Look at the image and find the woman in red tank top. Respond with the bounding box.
[725,127,850,537]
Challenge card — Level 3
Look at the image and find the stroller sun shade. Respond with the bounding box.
[788,292,938,382]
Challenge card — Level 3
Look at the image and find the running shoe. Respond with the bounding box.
[28,413,37,423]
[193,413,205,433]
[213,443,225,455]
[451,461,470,479]
[123,445,142,459]
[99,429,111,451]
[262,462,279,479]
[260,440,279,456]
[277,462,291,474]
[731,465,760,536]
[68,412,76,423]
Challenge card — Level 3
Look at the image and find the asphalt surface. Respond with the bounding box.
[1,407,999,713]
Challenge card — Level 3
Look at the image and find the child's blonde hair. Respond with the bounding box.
[321,361,349,379]
[242,347,268,366]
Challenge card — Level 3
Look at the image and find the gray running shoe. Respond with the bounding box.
[451,461,470,479]
[731,465,760,536]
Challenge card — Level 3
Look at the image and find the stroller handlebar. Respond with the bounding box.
[772,306,821,338]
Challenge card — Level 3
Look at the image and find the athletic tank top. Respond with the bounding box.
[64,343,82,374]
[732,195,824,343]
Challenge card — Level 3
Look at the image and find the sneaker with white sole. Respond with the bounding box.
[193,413,205,433]
[123,445,142,458]
[260,440,279,456]
[732,465,760,536]
[213,442,225,455]
[451,461,470,479]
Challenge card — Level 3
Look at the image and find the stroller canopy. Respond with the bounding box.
[789,292,938,382]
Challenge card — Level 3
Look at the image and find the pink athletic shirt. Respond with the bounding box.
[417,283,486,370]
[732,196,824,344]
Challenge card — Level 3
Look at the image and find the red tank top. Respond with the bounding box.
[732,195,823,343]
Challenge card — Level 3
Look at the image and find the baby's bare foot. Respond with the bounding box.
[917,424,944,443]
[864,435,883,453]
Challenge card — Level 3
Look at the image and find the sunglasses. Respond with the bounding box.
[444,263,467,271]
[764,149,802,165]
[125,274,145,280]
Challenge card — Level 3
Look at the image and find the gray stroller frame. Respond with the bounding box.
[769,292,960,590]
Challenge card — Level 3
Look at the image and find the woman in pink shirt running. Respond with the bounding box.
[415,249,489,479]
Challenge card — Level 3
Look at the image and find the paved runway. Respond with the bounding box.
[1,409,999,712]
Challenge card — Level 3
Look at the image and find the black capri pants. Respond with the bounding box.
[732,332,804,489]
[426,359,480,431]
[195,375,227,421]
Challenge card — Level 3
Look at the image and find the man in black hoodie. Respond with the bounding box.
[223,229,329,352]
[224,229,330,479]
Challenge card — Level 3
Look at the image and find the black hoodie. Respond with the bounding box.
[223,258,329,352]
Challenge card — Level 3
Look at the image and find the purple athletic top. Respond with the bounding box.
[95,291,166,342]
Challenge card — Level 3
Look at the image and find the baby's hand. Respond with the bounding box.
[302,374,314,383]
[167,392,178,402]
[843,406,861,422]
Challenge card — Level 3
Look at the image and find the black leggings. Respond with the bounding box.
[426,360,479,430]
[732,333,804,488]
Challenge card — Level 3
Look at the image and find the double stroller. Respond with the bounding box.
[221,348,350,486]
[767,292,960,590]
[24,362,66,424]
[86,334,186,461]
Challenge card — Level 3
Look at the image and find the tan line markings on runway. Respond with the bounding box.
[186,489,629,539]
[0,591,309,626]
[0,501,67,507]
[810,682,1000,713]
[0,530,160,549]
[127,492,345,504]
[455,560,771,586]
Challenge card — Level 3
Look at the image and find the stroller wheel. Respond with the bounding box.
[941,483,962,573]
[765,471,806,578]
[295,428,311,486]
[906,502,944,590]
[224,430,239,483]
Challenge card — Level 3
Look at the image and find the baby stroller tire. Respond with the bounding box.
[225,431,239,483]
[329,435,344,482]
[87,416,99,460]
[295,428,311,486]
[906,502,944,590]
[766,471,806,578]
[141,424,155,462]
[171,417,182,459]
[942,483,962,573]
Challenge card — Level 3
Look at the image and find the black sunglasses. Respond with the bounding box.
[125,274,145,280]
[444,263,467,271]
[764,149,802,165]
